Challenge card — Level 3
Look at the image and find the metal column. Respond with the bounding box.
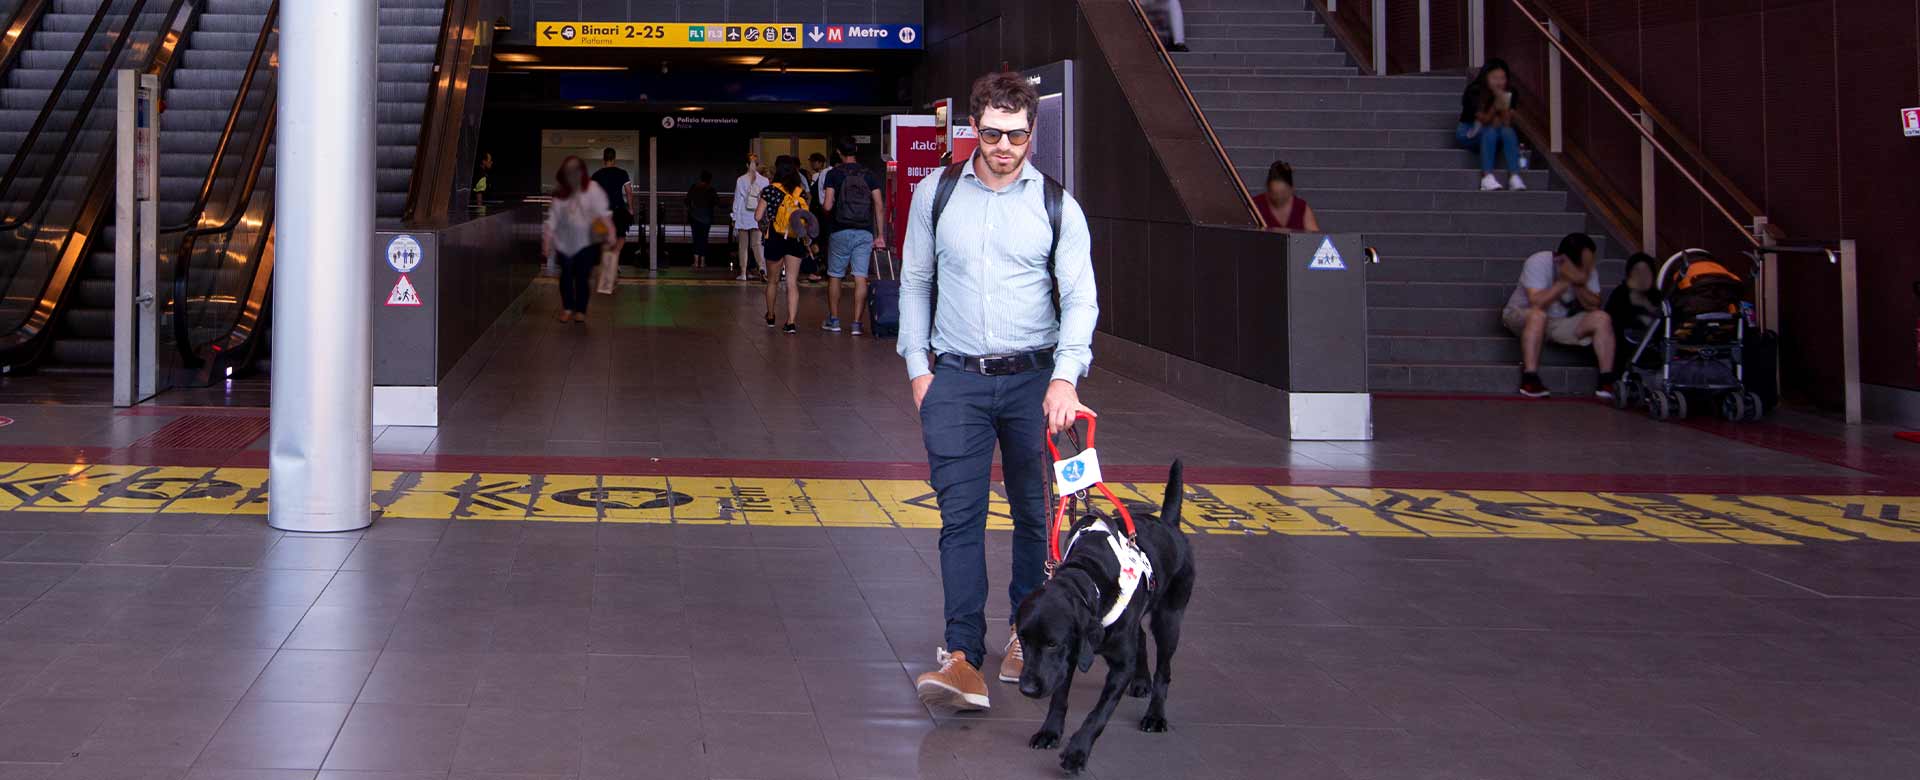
[1638,112,1656,254]
[1371,0,1387,75]
[270,0,375,533]
[647,136,659,271]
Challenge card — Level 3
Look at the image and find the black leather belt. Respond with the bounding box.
[936,350,1055,376]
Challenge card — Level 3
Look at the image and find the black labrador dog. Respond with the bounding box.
[1014,461,1196,775]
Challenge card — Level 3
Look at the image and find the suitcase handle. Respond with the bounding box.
[873,247,899,281]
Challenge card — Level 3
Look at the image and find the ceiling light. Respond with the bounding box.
[804,107,832,113]
[495,52,538,63]
[515,65,626,71]
[751,67,869,74]
[572,104,595,110]
[678,106,704,112]
[720,55,765,66]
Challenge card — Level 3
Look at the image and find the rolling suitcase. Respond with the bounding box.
[868,248,900,338]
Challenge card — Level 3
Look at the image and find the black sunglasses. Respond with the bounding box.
[977,127,1032,146]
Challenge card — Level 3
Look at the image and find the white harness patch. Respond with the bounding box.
[1065,519,1153,628]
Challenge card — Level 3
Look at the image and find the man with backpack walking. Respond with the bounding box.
[899,72,1098,712]
[820,139,887,334]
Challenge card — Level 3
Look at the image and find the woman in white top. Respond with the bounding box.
[543,156,615,323]
[731,155,770,280]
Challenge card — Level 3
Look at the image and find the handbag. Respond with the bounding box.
[596,246,619,295]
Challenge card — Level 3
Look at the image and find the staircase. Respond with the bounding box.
[1174,0,1616,395]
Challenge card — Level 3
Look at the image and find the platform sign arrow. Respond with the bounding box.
[808,25,823,42]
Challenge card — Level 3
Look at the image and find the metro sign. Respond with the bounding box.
[825,26,843,43]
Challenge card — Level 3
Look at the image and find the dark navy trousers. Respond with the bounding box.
[919,364,1051,667]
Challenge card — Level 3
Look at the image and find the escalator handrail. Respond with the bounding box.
[0,0,149,231]
[0,0,53,78]
[169,103,274,368]
[160,0,274,237]
[0,0,198,364]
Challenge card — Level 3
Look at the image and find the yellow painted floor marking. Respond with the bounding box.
[528,474,602,521]
[0,463,93,511]
[865,479,944,528]
[668,477,737,523]
[1740,495,1920,542]
[597,475,674,523]
[1265,486,1422,538]
[0,461,1915,545]
[33,465,146,513]
[89,466,217,511]
[1197,485,1347,535]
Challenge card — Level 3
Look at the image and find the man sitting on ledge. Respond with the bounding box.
[1501,232,1617,400]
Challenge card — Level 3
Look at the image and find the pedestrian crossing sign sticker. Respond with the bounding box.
[1309,237,1346,270]
[386,274,422,307]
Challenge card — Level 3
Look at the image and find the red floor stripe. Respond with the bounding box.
[1680,417,1920,482]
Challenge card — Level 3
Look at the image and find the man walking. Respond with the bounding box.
[820,138,885,335]
[900,72,1098,712]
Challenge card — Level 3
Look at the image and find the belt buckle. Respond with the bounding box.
[978,356,1012,376]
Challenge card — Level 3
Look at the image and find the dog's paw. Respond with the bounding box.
[1028,729,1060,750]
[1126,678,1153,698]
[1139,714,1169,733]
[1059,748,1089,775]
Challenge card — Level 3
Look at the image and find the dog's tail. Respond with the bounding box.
[1158,459,1184,525]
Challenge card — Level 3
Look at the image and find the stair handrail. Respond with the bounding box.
[0,0,198,365]
[1123,0,1262,226]
[0,0,159,231]
[400,0,486,226]
[1499,0,1779,248]
[0,0,52,78]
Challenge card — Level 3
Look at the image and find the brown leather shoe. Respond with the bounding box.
[998,632,1024,683]
[916,648,990,712]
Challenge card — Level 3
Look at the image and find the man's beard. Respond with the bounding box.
[982,145,1027,176]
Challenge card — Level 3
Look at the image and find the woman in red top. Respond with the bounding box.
[1252,160,1320,233]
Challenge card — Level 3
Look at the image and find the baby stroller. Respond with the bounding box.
[1614,249,1765,421]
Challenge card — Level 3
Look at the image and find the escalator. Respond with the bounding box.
[0,0,477,389]
[166,0,476,385]
[0,0,194,372]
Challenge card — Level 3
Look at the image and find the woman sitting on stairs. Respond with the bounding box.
[1457,58,1529,192]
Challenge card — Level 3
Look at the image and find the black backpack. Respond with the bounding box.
[928,161,1066,320]
[832,164,876,229]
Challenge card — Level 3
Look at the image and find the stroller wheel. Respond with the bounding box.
[1740,391,1765,421]
[1648,389,1672,421]
[1613,375,1637,410]
[1719,392,1748,422]
[1670,391,1690,420]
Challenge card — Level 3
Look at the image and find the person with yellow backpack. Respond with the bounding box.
[755,155,812,334]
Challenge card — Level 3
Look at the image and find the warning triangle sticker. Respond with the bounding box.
[386,274,422,307]
[1308,237,1346,270]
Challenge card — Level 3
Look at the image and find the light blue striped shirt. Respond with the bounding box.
[897,159,1098,385]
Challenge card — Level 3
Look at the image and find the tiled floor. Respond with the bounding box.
[3,515,1920,779]
[0,278,1917,778]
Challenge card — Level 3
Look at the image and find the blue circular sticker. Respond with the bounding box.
[1062,461,1085,483]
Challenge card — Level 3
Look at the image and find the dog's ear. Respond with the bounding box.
[1076,609,1101,673]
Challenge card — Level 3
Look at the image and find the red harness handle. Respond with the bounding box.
[1046,412,1137,565]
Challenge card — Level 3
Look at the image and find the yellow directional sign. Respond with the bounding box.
[536,21,803,49]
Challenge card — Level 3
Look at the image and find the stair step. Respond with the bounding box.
[1185,10,1320,26]
[1366,255,1623,284]
[1183,73,1464,94]
[1172,50,1351,69]
[1309,208,1588,235]
[1243,166,1553,192]
[1230,146,1499,171]
[1369,335,1596,367]
[1193,89,1459,112]
[1203,107,1459,131]
[1295,187,1569,212]
[1217,126,1470,151]
[1371,363,1598,395]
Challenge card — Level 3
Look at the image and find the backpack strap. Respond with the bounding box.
[1043,174,1064,321]
[926,162,968,340]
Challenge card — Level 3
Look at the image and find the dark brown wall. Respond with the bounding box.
[919,0,1290,388]
[1488,1,1920,400]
